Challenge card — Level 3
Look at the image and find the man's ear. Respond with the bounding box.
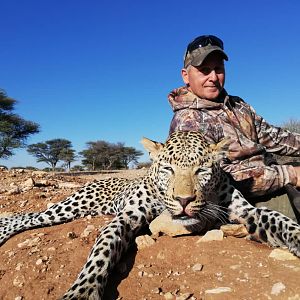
[140,137,163,160]
[181,68,189,85]
[209,137,230,161]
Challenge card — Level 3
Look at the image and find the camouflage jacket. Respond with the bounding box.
[168,86,300,198]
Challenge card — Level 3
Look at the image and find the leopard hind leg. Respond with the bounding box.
[0,178,128,245]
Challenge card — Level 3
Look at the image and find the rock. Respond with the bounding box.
[47,202,56,209]
[205,287,232,294]
[197,229,224,242]
[220,224,248,238]
[13,275,25,287]
[192,263,203,272]
[271,282,286,295]
[31,170,47,177]
[80,225,96,237]
[176,293,193,300]
[269,249,297,261]
[135,234,156,249]
[67,231,78,239]
[149,210,191,237]
[22,177,35,188]
[7,186,21,195]
[17,237,41,248]
[164,292,174,299]
[36,258,43,265]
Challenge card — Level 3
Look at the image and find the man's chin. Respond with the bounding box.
[204,91,220,100]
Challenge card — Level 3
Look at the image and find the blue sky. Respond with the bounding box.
[1,0,300,168]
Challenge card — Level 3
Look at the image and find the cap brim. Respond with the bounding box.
[185,45,228,68]
[191,49,228,67]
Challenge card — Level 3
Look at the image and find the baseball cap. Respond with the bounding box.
[184,35,228,68]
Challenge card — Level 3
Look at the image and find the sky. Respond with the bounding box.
[1,0,300,168]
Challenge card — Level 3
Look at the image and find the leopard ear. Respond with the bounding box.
[209,137,230,160]
[140,137,163,160]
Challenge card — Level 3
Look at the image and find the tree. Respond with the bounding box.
[282,118,300,134]
[59,148,76,171]
[275,118,300,165]
[80,140,143,170]
[27,139,75,171]
[117,146,143,169]
[0,89,40,158]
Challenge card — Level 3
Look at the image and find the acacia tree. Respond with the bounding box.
[59,148,76,171]
[27,139,75,171]
[80,140,143,170]
[0,89,40,158]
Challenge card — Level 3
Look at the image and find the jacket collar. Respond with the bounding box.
[168,86,229,112]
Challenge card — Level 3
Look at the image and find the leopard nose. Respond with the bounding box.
[175,196,196,208]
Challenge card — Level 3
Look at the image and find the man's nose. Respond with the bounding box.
[209,69,217,81]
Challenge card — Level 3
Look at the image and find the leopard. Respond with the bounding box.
[0,131,299,299]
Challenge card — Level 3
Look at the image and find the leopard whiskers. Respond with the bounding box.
[199,202,229,224]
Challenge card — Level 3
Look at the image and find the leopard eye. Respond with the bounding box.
[195,167,209,175]
[162,166,174,174]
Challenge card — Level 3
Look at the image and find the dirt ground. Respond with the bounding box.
[0,169,299,300]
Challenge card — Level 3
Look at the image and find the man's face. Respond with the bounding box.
[181,52,225,100]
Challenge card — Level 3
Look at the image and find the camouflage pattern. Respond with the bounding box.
[168,86,300,198]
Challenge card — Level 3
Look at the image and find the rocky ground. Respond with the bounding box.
[0,168,299,300]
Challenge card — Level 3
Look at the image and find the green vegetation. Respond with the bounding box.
[27,139,75,172]
[0,89,40,159]
[79,140,143,170]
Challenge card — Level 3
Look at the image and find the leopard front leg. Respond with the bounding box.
[226,188,300,257]
[61,199,162,300]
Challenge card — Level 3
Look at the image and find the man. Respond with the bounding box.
[168,35,300,202]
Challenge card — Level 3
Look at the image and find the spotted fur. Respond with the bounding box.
[0,131,299,299]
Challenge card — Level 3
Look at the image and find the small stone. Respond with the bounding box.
[192,263,203,272]
[15,263,23,271]
[271,282,286,295]
[157,250,165,260]
[152,287,162,294]
[138,271,144,277]
[150,210,191,237]
[67,232,78,239]
[47,247,56,251]
[220,224,248,237]
[80,225,95,237]
[13,275,25,287]
[135,235,155,249]
[164,292,174,299]
[269,249,297,261]
[205,287,232,294]
[137,264,145,269]
[36,258,43,265]
[47,202,55,209]
[31,170,47,177]
[197,230,224,242]
[14,297,23,300]
[7,186,21,195]
[17,237,41,248]
[23,177,35,188]
[176,293,193,300]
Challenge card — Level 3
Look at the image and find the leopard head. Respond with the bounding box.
[141,131,229,229]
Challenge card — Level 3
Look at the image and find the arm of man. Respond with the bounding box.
[252,107,300,157]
